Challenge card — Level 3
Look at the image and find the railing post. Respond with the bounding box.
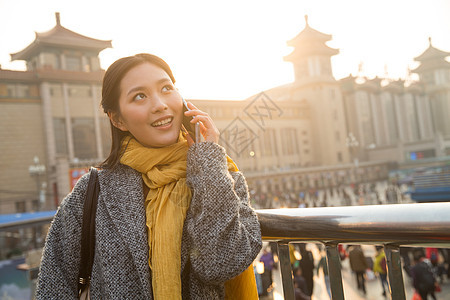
[385,245,406,300]
[325,243,345,300]
[277,241,295,300]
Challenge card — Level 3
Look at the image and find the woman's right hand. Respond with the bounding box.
[184,102,220,146]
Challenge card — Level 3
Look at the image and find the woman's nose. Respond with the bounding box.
[150,96,168,113]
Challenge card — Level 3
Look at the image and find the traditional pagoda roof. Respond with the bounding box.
[355,76,382,92]
[383,79,405,92]
[414,38,450,62]
[367,77,382,86]
[405,81,424,93]
[339,74,356,83]
[287,15,333,46]
[11,13,112,61]
[413,60,450,73]
[412,38,450,73]
[284,15,339,62]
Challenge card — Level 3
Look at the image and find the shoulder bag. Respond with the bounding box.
[78,167,99,300]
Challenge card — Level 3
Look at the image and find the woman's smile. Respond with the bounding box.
[151,116,173,128]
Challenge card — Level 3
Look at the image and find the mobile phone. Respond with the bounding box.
[182,98,200,143]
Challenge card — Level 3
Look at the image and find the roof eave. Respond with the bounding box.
[412,61,450,73]
[287,27,332,47]
[414,47,450,62]
[11,40,112,61]
[10,38,40,61]
[284,47,339,61]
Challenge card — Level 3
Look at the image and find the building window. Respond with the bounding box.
[53,118,68,155]
[72,118,97,159]
[66,55,82,71]
[282,128,297,155]
[262,129,277,156]
[68,85,91,97]
[15,201,26,213]
[49,84,63,97]
[2,84,31,98]
[31,200,39,212]
[7,85,16,97]
[83,58,91,72]
[42,52,60,70]
[337,152,343,162]
[16,84,30,98]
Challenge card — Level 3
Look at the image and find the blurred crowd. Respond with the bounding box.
[250,180,410,209]
[255,243,450,299]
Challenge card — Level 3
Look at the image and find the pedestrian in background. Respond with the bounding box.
[349,245,368,295]
[259,247,275,296]
[298,243,315,297]
[373,246,389,297]
[293,267,310,300]
[411,250,437,300]
[317,250,331,298]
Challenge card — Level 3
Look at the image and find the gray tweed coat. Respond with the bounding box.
[36,142,262,299]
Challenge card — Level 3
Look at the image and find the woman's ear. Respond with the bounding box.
[108,111,128,132]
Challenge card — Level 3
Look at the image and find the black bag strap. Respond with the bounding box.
[78,167,99,293]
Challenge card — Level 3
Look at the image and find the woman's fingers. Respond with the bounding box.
[190,115,219,143]
[183,101,219,143]
[185,132,195,146]
[187,101,199,111]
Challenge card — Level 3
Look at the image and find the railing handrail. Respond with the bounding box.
[256,202,450,247]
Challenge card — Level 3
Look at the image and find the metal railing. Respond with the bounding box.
[256,202,450,300]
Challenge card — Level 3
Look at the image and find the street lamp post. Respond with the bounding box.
[346,133,361,205]
[28,156,47,250]
[28,156,46,211]
[346,132,359,180]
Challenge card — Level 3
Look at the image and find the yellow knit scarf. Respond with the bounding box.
[120,133,258,300]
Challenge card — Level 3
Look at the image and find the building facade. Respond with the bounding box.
[340,38,450,165]
[0,13,111,214]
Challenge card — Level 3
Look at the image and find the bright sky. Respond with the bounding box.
[0,0,449,100]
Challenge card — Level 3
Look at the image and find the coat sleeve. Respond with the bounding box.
[185,142,262,284]
[35,174,90,299]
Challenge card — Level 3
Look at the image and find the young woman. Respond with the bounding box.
[36,53,262,299]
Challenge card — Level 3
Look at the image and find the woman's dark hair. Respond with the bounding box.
[99,53,176,169]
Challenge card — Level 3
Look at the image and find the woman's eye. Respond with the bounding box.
[161,85,173,93]
[133,93,146,101]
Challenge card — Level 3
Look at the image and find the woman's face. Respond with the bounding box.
[112,62,183,148]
